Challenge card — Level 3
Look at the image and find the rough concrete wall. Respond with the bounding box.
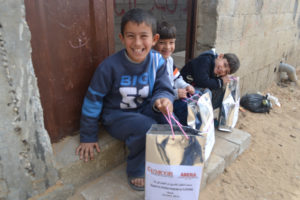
[194,0,218,53]
[114,0,188,52]
[0,1,58,199]
[195,0,300,95]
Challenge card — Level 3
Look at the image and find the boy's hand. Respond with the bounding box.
[185,85,195,95]
[154,98,173,115]
[178,88,188,99]
[76,142,100,162]
[221,75,230,84]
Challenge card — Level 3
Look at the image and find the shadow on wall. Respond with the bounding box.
[255,0,264,14]
[298,16,300,39]
[293,0,298,21]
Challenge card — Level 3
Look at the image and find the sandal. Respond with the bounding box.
[127,176,145,191]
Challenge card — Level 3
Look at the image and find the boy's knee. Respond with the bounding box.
[134,117,156,134]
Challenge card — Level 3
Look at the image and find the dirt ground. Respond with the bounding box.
[199,70,300,200]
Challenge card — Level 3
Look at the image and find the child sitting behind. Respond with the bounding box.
[153,21,195,125]
[180,49,240,109]
[76,8,174,191]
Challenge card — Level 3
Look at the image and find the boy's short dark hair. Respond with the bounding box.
[157,21,176,39]
[121,8,157,36]
[224,53,240,74]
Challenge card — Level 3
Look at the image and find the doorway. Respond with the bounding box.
[25,0,114,142]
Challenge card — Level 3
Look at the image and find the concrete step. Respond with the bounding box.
[52,128,127,188]
[68,128,251,200]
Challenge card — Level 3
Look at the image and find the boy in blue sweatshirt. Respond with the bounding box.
[76,8,174,191]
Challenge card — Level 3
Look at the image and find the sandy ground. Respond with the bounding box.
[199,70,300,200]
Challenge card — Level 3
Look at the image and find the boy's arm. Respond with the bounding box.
[76,89,103,162]
[190,56,223,89]
[221,75,230,84]
[173,65,190,89]
[173,65,195,98]
[77,64,111,161]
[151,62,175,114]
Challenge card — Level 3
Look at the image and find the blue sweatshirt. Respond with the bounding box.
[180,50,223,89]
[80,49,174,142]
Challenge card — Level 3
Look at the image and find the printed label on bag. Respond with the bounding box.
[145,162,203,200]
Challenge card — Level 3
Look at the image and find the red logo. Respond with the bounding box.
[147,167,173,177]
[180,172,196,178]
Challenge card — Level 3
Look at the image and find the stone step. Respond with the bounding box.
[68,128,251,200]
[52,128,127,188]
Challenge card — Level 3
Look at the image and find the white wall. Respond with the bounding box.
[195,0,300,94]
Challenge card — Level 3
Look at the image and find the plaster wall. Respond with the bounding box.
[195,0,300,94]
[0,1,58,199]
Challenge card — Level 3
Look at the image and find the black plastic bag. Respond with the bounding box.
[240,93,271,113]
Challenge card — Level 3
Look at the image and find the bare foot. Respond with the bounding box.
[131,177,144,188]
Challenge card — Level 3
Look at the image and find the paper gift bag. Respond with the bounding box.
[186,92,215,161]
[218,76,240,132]
[145,124,206,200]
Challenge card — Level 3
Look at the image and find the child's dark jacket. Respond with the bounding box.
[180,50,223,89]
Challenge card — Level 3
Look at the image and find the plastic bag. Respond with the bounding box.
[185,92,215,161]
[218,77,240,132]
[266,93,281,107]
[145,124,205,200]
[240,93,271,113]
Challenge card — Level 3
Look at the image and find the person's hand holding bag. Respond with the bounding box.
[154,98,173,115]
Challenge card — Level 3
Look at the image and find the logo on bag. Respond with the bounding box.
[147,167,173,177]
[180,172,197,179]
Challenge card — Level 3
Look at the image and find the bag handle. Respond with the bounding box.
[163,107,174,138]
[229,75,237,80]
[163,107,189,140]
[181,93,201,103]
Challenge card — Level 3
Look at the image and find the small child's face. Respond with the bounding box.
[119,21,159,63]
[214,54,230,77]
[154,38,176,59]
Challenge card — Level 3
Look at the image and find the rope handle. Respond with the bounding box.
[182,93,201,103]
[163,107,174,139]
[163,107,189,140]
[229,75,237,81]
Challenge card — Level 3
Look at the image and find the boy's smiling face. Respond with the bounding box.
[154,38,176,59]
[119,21,159,63]
[214,54,230,77]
